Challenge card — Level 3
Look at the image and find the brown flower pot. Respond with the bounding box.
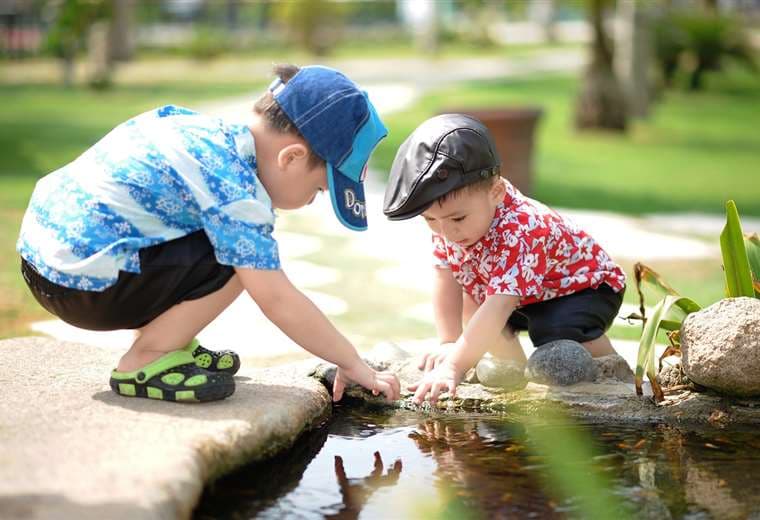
[441,107,543,195]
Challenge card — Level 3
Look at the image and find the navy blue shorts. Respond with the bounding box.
[21,231,234,331]
[507,284,624,346]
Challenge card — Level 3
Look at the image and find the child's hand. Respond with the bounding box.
[408,357,463,406]
[333,360,401,403]
[417,342,456,373]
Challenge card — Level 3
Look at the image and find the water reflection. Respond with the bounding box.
[195,408,760,519]
[326,452,402,520]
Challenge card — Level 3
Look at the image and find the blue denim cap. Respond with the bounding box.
[270,66,388,231]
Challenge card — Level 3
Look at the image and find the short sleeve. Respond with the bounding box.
[432,234,449,268]
[202,200,280,269]
[486,227,548,299]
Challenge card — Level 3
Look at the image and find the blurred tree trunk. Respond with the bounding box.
[615,0,652,118]
[226,0,239,30]
[88,19,111,88]
[419,0,439,55]
[108,0,135,62]
[574,0,628,131]
[529,0,557,43]
[61,55,75,88]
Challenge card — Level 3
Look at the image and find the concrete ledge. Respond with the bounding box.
[0,337,331,520]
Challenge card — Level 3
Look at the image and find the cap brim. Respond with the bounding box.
[384,200,434,221]
[327,163,368,231]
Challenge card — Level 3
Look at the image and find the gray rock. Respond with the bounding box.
[463,367,479,384]
[681,297,760,397]
[593,353,634,383]
[475,357,527,391]
[525,339,597,386]
[364,341,412,369]
[309,358,388,393]
[311,341,760,428]
[657,361,690,388]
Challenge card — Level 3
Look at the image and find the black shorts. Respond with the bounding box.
[507,283,624,346]
[21,230,235,331]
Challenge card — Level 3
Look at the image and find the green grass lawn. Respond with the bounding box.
[1,66,757,340]
[373,69,760,217]
[0,81,259,337]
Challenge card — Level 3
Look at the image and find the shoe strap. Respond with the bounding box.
[111,351,197,381]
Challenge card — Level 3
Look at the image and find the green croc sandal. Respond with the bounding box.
[110,351,235,403]
[184,339,241,375]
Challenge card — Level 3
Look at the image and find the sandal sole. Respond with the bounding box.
[109,377,235,403]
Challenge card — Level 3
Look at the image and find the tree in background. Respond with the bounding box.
[271,0,354,56]
[108,0,135,62]
[574,0,628,132]
[45,0,109,87]
[653,7,756,91]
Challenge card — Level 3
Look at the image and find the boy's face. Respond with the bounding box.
[267,143,329,210]
[282,162,328,209]
[421,181,505,248]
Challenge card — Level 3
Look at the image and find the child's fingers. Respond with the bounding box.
[429,381,445,405]
[380,373,401,400]
[378,377,401,402]
[407,381,420,392]
[417,353,430,370]
[375,380,392,401]
[413,381,431,405]
[372,451,383,476]
[332,374,345,402]
[424,355,436,373]
[448,380,457,399]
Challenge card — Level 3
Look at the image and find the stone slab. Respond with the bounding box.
[0,337,330,520]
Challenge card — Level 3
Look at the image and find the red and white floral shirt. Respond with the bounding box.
[432,182,626,306]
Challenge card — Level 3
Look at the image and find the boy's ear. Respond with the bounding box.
[276,143,308,170]
[489,177,506,203]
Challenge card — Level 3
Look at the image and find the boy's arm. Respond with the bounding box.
[418,266,463,371]
[235,267,400,402]
[410,293,519,405]
[432,266,463,343]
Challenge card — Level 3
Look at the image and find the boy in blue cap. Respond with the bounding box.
[17,64,400,404]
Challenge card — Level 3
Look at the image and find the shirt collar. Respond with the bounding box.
[231,124,257,170]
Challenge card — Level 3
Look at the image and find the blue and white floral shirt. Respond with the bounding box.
[17,105,280,292]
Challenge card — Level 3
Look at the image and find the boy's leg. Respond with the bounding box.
[117,275,243,371]
[521,284,623,358]
[582,334,616,357]
[463,293,527,364]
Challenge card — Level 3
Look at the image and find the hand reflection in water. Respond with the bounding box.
[407,419,556,518]
[325,451,402,519]
[410,419,487,484]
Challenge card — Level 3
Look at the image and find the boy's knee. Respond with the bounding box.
[502,325,519,338]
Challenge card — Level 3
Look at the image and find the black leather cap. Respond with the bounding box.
[383,114,501,221]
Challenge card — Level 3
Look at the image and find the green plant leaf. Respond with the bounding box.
[632,262,680,329]
[634,262,679,296]
[720,200,755,298]
[745,232,760,297]
[635,295,701,402]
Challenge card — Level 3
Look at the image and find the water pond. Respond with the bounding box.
[195,406,760,519]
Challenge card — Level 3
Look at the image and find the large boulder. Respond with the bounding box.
[681,297,760,397]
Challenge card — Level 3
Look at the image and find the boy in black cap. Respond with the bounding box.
[384,114,626,405]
